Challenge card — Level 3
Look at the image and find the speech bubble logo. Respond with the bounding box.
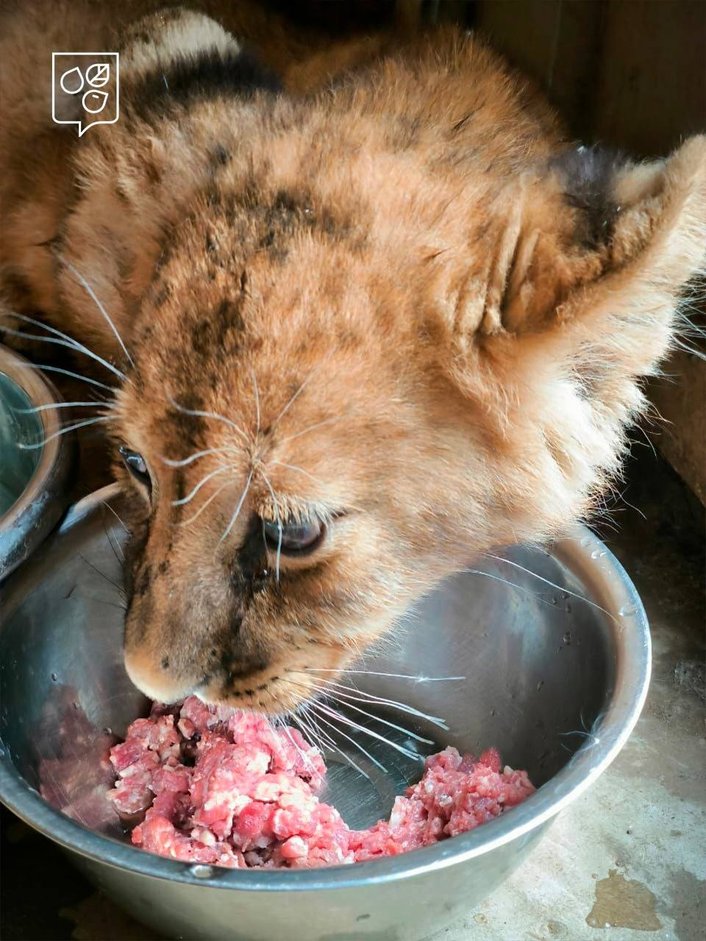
[52,52,119,136]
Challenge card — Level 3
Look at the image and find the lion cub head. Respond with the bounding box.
[60,29,704,713]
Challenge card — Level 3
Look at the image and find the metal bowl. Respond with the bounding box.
[0,344,73,580]
[0,484,650,941]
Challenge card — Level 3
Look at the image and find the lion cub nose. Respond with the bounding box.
[124,647,194,703]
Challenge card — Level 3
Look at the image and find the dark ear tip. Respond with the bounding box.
[550,144,627,249]
[550,143,626,196]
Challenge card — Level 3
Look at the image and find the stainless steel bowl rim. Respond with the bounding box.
[0,345,72,579]
[0,484,651,892]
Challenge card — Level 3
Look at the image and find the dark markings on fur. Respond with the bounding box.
[135,564,152,599]
[189,317,213,359]
[179,390,204,414]
[228,658,268,679]
[210,144,231,167]
[2,270,33,308]
[135,563,152,598]
[197,184,359,261]
[552,145,625,249]
[125,46,281,124]
[165,391,205,453]
[158,560,169,575]
[204,187,221,209]
[451,111,475,134]
[172,470,186,506]
[233,514,269,592]
[220,600,244,652]
[249,573,270,595]
[154,243,172,275]
[161,656,170,669]
[215,514,273,700]
[152,211,189,278]
[151,282,171,308]
[186,296,246,365]
[116,248,135,283]
[122,517,148,600]
[34,234,61,251]
[220,642,270,684]
[215,297,246,333]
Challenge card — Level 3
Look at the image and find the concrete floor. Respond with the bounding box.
[2,449,704,940]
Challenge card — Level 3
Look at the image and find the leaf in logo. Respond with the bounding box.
[59,66,84,95]
[86,62,110,88]
[82,90,109,115]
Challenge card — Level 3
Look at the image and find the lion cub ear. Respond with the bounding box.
[432,135,706,399]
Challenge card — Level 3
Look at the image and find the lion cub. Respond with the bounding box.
[1,3,704,712]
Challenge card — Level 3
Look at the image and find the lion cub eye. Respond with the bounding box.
[263,518,324,556]
[119,446,151,492]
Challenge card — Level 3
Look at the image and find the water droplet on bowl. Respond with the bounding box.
[619,604,636,617]
[50,672,58,682]
[190,864,213,879]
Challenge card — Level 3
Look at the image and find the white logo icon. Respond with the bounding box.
[52,52,119,136]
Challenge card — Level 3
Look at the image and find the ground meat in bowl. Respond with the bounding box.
[108,696,534,869]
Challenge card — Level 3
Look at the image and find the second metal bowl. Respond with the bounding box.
[0,344,73,580]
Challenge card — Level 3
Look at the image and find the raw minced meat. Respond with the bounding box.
[107,696,534,869]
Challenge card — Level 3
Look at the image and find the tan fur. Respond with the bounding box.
[1,4,704,712]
